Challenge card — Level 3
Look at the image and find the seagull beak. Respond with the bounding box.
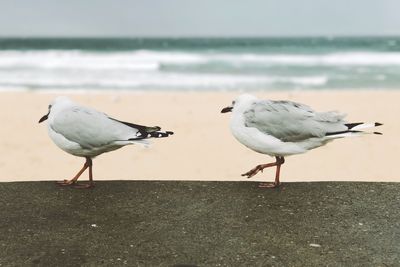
[221,106,233,113]
[38,112,49,123]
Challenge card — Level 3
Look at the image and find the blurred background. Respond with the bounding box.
[0,0,400,93]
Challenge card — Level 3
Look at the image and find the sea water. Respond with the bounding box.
[0,37,399,91]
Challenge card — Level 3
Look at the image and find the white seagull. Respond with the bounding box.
[221,94,382,188]
[39,96,173,188]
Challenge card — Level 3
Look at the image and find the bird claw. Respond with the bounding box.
[241,171,256,179]
[56,180,76,186]
[258,182,280,188]
[242,166,263,179]
[56,180,94,189]
[73,183,95,189]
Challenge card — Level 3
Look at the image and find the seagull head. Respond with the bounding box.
[221,94,257,114]
[38,96,72,123]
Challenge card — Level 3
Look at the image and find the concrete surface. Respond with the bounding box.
[0,181,399,266]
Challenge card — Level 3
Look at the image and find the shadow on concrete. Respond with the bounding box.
[0,181,399,266]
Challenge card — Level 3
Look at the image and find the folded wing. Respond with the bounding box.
[50,106,164,149]
[244,100,348,142]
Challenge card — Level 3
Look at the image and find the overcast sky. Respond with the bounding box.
[0,0,399,37]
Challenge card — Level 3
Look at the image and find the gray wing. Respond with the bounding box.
[51,106,144,148]
[244,100,347,142]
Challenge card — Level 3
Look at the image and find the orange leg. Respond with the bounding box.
[56,157,95,189]
[241,156,285,188]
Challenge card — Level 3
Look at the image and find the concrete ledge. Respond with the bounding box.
[0,181,399,266]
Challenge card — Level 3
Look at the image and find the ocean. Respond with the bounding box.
[0,37,399,92]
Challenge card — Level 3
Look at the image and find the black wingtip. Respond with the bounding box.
[148,131,174,138]
[128,130,173,141]
[375,122,383,127]
[374,132,383,135]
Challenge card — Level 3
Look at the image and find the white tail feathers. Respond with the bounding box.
[349,122,383,131]
[325,122,383,139]
[325,131,369,139]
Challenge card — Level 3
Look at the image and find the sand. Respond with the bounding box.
[0,90,396,183]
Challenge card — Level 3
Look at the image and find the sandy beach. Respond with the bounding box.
[0,90,396,183]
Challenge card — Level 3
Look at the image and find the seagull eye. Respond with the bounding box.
[232,101,236,106]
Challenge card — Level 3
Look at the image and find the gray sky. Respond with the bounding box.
[0,0,399,37]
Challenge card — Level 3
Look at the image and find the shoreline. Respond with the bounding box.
[0,90,396,182]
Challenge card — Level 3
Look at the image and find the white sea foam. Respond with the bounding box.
[0,69,327,90]
[211,52,400,66]
[0,50,204,70]
[2,50,400,70]
[0,49,397,90]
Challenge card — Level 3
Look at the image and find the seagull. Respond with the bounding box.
[39,96,173,188]
[221,94,382,188]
